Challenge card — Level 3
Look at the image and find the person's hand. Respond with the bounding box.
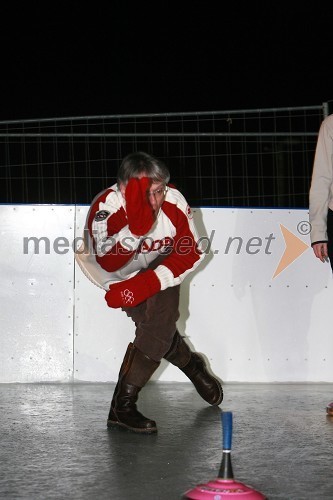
[105,270,161,308]
[125,177,154,236]
[312,242,329,262]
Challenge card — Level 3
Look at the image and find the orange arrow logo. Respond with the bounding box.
[272,224,309,279]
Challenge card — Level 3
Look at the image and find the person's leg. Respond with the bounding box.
[108,285,180,433]
[326,209,333,415]
[107,343,160,433]
[164,330,223,405]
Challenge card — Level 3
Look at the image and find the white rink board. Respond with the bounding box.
[0,205,74,382]
[1,204,333,383]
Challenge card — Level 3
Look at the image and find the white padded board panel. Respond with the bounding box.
[0,206,74,382]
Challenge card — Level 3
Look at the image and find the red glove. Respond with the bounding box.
[125,177,154,236]
[105,270,161,308]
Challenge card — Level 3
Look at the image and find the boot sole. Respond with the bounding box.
[184,353,224,406]
[193,367,224,405]
[107,420,157,434]
[210,381,223,406]
[203,380,223,406]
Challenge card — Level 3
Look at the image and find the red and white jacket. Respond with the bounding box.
[76,183,205,291]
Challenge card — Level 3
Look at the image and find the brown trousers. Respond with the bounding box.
[122,284,180,362]
[121,255,180,361]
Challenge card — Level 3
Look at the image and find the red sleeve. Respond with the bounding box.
[159,201,202,277]
[87,189,136,272]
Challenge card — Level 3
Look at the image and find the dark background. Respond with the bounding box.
[1,1,332,121]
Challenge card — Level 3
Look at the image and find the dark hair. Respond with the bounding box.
[117,152,170,187]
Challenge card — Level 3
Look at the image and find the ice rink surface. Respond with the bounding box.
[0,382,332,499]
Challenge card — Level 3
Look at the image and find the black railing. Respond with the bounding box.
[0,104,327,207]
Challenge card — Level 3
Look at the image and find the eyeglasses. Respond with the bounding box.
[147,186,168,198]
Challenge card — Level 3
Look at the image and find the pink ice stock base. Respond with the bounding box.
[182,411,266,500]
[182,478,266,499]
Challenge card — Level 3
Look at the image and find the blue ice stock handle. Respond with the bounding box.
[222,411,232,451]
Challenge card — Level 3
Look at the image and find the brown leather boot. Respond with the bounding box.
[164,331,223,405]
[107,343,160,434]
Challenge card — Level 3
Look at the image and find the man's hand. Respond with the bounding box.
[312,242,329,262]
[125,177,154,236]
[105,270,161,308]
